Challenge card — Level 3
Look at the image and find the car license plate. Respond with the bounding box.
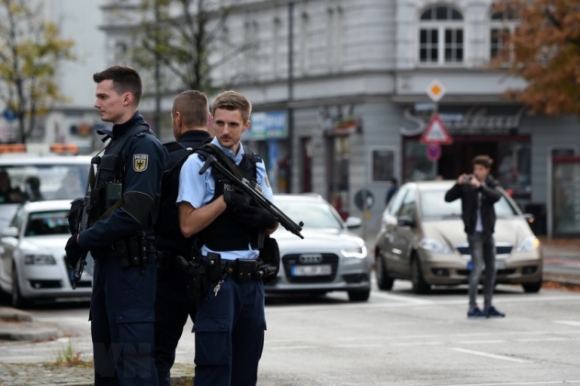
[291,265,332,277]
[496,260,506,270]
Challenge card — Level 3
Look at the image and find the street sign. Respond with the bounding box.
[426,80,446,102]
[426,144,442,162]
[420,114,453,145]
[354,189,374,211]
[2,108,18,122]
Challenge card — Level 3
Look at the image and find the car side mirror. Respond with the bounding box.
[1,226,19,238]
[523,213,534,224]
[345,217,362,229]
[397,216,415,228]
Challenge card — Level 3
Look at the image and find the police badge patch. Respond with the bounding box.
[133,154,149,172]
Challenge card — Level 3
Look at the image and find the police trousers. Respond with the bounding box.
[90,253,158,386]
[154,264,196,386]
[194,276,266,386]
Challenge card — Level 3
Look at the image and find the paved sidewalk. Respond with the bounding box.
[0,307,194,386]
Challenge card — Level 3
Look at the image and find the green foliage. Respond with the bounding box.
[0,0,74,143]
[52,340,90,367]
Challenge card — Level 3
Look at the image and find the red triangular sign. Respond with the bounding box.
[420,114,453,144]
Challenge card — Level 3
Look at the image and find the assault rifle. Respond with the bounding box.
[71,195,90,289]
[199,155,304,239]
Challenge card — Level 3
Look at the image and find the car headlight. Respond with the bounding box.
[341,245,367,258]
[24,254,56,265]
[516,236,540,253]
[418,238,452,254]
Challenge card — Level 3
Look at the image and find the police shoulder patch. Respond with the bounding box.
[133,154,149,172]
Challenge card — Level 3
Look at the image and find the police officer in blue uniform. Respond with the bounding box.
[178,91,278,386]
[154,90,212,386]
[65,66,164,386]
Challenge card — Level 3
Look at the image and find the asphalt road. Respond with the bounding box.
[2,282,580,386]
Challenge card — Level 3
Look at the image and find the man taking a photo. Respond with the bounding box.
[445,155,505,319]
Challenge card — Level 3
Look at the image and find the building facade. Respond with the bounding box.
[0,0,106,152]
[100,0,580,236]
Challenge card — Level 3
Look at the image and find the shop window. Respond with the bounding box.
[419,6,464,65]
[497,142,531,198]
[371,148,396,183]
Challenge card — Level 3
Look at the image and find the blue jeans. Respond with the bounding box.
[468,233,496,310]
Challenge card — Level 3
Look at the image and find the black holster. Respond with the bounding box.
[258,237,280,284]
[115,235,148,268]
[174,255,208,303]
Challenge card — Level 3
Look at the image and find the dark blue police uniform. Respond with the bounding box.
[78,112,164,386]
[153,130,211,386]
[178,138,272,386]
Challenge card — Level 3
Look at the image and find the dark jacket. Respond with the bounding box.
[79,113,165,254]
[155,130,211,257]
[444,176,502,236]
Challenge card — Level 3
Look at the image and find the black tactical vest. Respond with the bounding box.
[154,142,194,257]
[196,145,259,252]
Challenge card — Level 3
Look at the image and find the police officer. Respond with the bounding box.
[154,90,212,386]
[65,66,164,386]
[178,91,278,386]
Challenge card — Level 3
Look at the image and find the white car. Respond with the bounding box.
[0,155,92,230]
[0,200,93,307]
[266,194,372,302]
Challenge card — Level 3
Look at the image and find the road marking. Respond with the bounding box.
[333,344,382,349]
[517,337,567,343]
[370,291,435,304]
[268,345,317,351]
[450,348,530,363]
[337,334,440,341]
[455,340,506,344]
[394,341,443,346]
[554,320,580,327]
[442,381,580,386]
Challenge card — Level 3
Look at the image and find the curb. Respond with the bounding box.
[0,325,60,342]
[543,273,580,287]
[0,307,33,322]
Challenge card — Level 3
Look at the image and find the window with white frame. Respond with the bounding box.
[419,5,464,65]
[490,5,518,59]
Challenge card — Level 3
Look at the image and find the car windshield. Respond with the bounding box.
[0,164,88,204]
[25,210,70,237]
[420,189,517,218]
[274,200,343,230]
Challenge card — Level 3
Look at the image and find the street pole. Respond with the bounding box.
[287,1,294,193]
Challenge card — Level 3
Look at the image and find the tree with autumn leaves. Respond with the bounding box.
[0,0,74,143]
[494,0,580,116]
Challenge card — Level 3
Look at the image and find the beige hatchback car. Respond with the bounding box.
[374,181,542,294]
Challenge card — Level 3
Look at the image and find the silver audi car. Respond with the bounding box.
[265,194,372,302]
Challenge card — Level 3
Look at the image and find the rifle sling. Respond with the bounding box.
[206,144,245,180]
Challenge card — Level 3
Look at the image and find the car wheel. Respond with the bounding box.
[522,281,542,293]
[348,288,370,302]
[375,251,394,291]
[11,263,30,309]
[411,256,431,295]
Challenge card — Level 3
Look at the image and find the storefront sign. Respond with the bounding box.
[246,111,287,140]
[319,104,363,136]
[401,107,525,136]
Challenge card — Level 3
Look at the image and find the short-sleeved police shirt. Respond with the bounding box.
[177,137,273,260]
